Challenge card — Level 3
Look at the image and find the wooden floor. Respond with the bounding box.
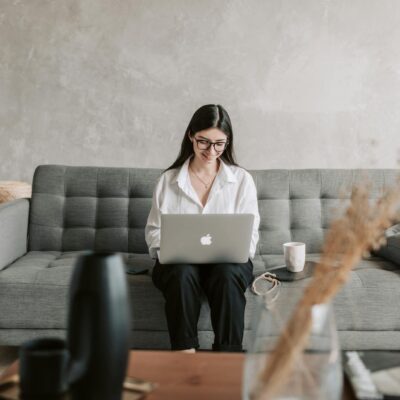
[0,347,18,374]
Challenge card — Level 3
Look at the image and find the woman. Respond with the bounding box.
[145,104,260,352]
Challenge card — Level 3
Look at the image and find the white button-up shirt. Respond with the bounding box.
[145,156,260,259]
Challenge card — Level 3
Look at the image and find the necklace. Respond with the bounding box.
[189,166,217,189]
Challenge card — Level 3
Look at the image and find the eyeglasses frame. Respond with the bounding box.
[193,138,229,152]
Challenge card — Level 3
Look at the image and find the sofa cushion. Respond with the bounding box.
[29,166,160,253]
[1,252,399,334]
[256,255,400,332]
[0,251,160,330]
[29,166,400,259]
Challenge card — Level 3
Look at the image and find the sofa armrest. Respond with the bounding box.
[0,199,29,270]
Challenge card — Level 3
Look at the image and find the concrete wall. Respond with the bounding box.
[1,0,400,183]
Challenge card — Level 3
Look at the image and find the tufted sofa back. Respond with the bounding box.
[252,169,398,255]
[29,165,159,253]
[28,165,399,255]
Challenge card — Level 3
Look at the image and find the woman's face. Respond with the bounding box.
[189,128,229,164]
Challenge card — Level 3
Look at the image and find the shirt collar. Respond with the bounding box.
[175,156,237,189]
[219,158,237,183]
[175,157,191,190]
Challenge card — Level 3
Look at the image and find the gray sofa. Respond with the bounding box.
[0,165,399,350]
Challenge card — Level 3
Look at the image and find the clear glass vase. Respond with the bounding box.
[243,292,343,400]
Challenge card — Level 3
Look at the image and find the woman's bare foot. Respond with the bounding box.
[177,348,196,353]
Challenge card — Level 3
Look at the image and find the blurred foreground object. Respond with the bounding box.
[249,182,400,400]
[68,252,131,400]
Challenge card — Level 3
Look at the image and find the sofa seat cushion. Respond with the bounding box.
[0,251,161,330]
[255,255,400,332]
[0,252,283,331]
[1,252,399,333]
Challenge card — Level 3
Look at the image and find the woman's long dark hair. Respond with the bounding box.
[164,104,239,172]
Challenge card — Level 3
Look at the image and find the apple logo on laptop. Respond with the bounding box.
[200,234,212,246]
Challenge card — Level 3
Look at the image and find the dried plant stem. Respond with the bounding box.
[251,185,400,400]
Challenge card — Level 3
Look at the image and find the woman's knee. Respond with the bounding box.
[208,262,253,289]
[171,263,197,276]
[210,264,237,279]
[161,263,201,288]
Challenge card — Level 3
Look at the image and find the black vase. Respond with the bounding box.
[67,252,130,400]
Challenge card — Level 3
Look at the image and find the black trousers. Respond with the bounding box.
[152,259,254,352]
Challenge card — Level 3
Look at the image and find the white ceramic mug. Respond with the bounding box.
[283,242,306,272]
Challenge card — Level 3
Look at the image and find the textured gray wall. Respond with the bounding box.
[1,0,400,183]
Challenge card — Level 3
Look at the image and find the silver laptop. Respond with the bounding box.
[159,214,254,264]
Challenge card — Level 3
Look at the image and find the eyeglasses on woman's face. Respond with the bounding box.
[194,138,229,152]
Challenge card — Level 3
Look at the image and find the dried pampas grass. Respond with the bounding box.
[251,182,400,400]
